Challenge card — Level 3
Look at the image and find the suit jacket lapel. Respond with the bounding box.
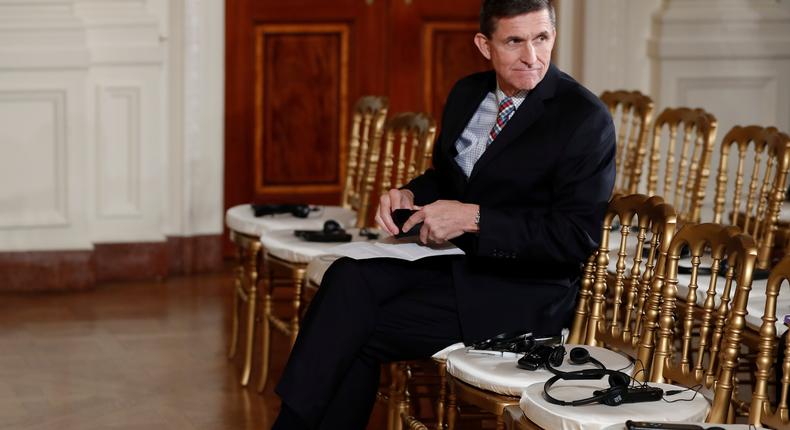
[467,64,560,184]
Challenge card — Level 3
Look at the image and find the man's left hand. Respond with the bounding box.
[402,200,480,245]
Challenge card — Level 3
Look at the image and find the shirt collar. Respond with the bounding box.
[494,87,528,110]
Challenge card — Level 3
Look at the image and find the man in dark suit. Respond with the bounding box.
[273,1,615,428]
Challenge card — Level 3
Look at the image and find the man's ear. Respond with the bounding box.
[474,33,491,60]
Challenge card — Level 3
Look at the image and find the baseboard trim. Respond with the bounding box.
[0,234,223,291]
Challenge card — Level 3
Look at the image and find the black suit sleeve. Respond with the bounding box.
[475,108,616,265]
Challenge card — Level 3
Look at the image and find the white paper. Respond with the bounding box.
[327,235,464,261]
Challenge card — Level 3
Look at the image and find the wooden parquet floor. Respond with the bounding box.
[0,270,397,430]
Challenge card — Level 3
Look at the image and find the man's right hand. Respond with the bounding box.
[375,188,415,236]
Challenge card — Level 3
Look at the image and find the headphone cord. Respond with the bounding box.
[661,384,703,403]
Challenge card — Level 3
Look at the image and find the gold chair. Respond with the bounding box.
[568,193,677,381]
[443,194,671,430]
[517,223,756,429]
[645,108,717,223]
[258,112,437,392]
[225,95,388,387]
[749,253,790,428]
[600,90,654,195]
[651,223,757,423]
[711,125,790,270]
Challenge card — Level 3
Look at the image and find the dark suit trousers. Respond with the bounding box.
[274,256,464,430]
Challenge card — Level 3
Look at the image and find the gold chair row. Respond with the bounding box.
[405,193,789,429]
[571,193,790,427]
[606,90,790,270]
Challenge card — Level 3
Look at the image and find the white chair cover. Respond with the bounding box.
[446,345,632,397]
[260,228,371,264]
[225,204,357,236]
[520,381,710,430]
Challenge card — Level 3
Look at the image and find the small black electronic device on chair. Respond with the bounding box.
[251,203,318,218]
[293,220,352,242]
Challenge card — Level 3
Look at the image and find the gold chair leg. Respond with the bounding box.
[228,244,244,359]
[447,377,458,430]
[436,360,447,430]
[241,243,260,387]
[290,268,305,346]
[396,364,411,430]
[258,255,274,392]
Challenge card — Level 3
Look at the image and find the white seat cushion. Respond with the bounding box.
[260,228,373,264]
[225,204,357,236]
[446,345,632,397]
[431,342,466,361]
[520,381,710,430]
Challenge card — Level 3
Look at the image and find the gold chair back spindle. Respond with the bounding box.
[712,126,790,269]
[380,112,437,193]
[750,254,790,428]
[646,108,717,223]
[600,90,654,195]
[568,194,677,381]
[651,223,757,423]
[341,96,389,228]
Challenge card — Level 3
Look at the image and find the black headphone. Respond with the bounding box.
[323,219,342,234]
[542,347,663,407]
[252,204,319,218]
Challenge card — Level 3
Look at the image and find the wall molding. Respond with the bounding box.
[95,84,142,219]
[0,234,222,291]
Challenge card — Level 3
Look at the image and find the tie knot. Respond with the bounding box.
[498,97,514,112]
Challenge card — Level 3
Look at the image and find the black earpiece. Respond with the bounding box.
[542,347,663,407]
[323,219,341,234]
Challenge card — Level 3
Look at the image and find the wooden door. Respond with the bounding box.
[224,0,489,255]
[225,0,387,210]
[388,0,490,120]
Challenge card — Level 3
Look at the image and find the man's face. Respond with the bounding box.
[474,10,556,96]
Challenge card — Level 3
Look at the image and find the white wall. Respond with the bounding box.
[0,0,224,252]
[558,0,790,218]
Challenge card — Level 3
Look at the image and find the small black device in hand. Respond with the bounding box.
[391,208,422,238]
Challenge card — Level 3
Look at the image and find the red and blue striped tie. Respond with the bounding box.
[487,96,515,145]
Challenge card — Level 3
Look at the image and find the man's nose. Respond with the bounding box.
[521,42,537,64]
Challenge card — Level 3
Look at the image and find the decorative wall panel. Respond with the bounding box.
[254,23,349,195]
[422,22,490,119]
[0,90,68,228]
[95,85,142,218]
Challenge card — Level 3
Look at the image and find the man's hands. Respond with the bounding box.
[375,189,479,244]
[375,188,416,235]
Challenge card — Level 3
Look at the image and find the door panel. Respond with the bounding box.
[255,24,349,195]
[389,0,489,118]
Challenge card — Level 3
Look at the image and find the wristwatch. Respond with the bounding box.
[474,208,481,227]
